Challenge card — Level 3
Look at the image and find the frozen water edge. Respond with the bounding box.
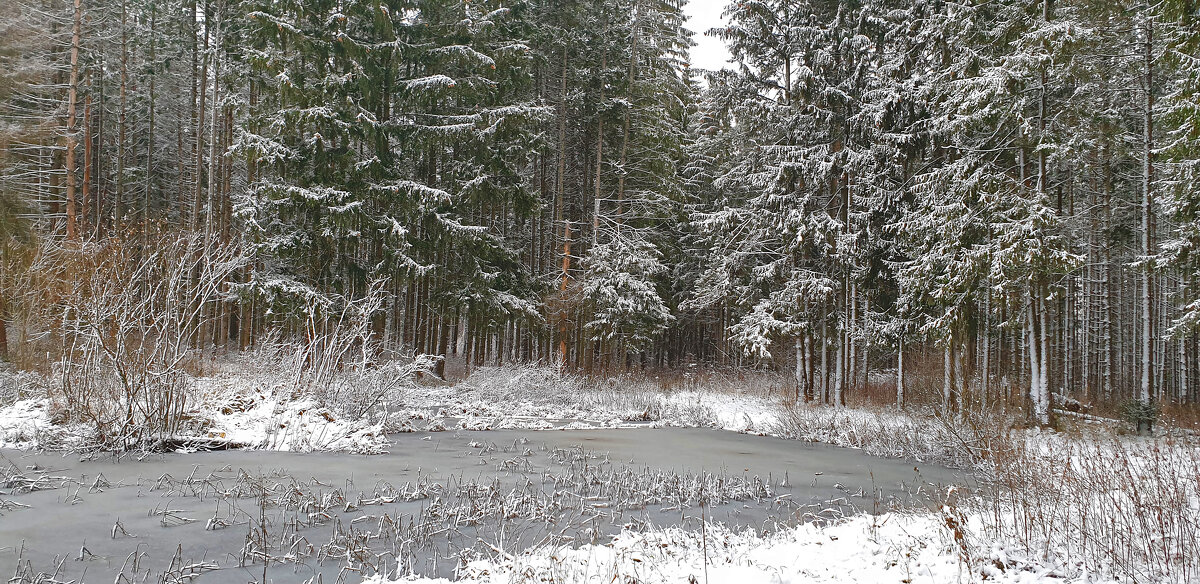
[2,364,1196,583]
[0,427,967,583]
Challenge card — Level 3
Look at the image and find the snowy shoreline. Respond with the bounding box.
[2,364,1197,583]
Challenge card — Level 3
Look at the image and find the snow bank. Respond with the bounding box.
[188,361,395,454]
[0,398,52,449]
[198,390,390,453]
[363,510,1115,584]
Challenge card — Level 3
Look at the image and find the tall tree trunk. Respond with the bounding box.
[64,0,83,239]
[555,50,570,367]
[144,0,156,240]
[820,314,829,403]
[1027,293,1042,424]
[1040,295,1050,421]
[1141,8,1156,409]
[617,14,637,225]
[117,0,129,228]
[192,0,210,232]
[204,4,222,247]
[943,342,953,411]
[592,51,606,250]
[794,337,803,401]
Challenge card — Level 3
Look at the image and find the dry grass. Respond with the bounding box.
[968,434,1200,582]
[771,398,1200,583]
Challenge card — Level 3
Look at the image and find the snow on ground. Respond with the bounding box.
[0,398,52,449]
[402,381,781,433]
[196,390,391,453]
[365,510,1114,584]
[3,363,1195,582]
[0,362,787,453]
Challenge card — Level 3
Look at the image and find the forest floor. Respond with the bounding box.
[1,359,1197,583]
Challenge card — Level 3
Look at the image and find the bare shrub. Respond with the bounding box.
[3,234,247,450]
[453,363,724,426]
[648,365,792,397]
[287,283,436,420]
[456,362,591,406]
[243,282,436,423]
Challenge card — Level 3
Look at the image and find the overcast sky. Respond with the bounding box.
[683,0,733,72]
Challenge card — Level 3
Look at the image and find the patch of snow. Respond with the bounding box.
[0,399,52,449]
[203,392,390,453]
[362,510,1115,584]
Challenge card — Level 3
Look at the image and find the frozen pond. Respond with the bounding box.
[0,428,971,583]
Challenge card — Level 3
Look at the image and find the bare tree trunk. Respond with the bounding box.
[204,4,222,247]
[1141,9,1156,408]
[192,0,210,233]
[861,292,869,395]
[1040,296,1050,421]
[144,0,156,241]
[1103,149,1115,400]
[834,320,844,406]
[555,50,570,367]
[848,281,857,394]
[820,315,829,403]
[64,0,83,239]
[616,12,636,226]
[794,337,803,401]
[943,342,953,411]
[592,51,606,250]
[982,291,991,401]
[82,92,92,232]
[1026,290,1050,426]
[117,0,129,228]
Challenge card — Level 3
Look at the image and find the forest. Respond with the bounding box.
[4,0,1200,430]
[6,2,1200,583]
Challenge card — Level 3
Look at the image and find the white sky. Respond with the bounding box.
[683,0,733,72]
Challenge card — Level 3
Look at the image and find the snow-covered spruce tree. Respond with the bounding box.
[237,0,543,365]
[1159,0,1200,414]
[578,0,690,369]
[688,0,907,404]
[582,234,673,358]
[895,0,1083,422]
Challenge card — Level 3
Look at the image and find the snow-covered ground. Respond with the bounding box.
[0,398,54,450]
[366,510,1115,584]
[0,362,786,452]
[2,362,1197,583]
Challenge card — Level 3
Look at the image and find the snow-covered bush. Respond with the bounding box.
[261,281,438,421]
[188,339,435,452]
[2,234,247,451]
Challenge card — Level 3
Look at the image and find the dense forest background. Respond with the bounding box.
[4,0,1200,425]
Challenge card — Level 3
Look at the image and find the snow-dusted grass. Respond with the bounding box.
[0,360,784,453]
[775,403,1013,469]
[364,508,1119,584]
[0,344,434,453]
[432,363,783,432]
[978,434,1200,583]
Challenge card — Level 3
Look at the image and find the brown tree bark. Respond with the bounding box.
[64,0,83,239]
